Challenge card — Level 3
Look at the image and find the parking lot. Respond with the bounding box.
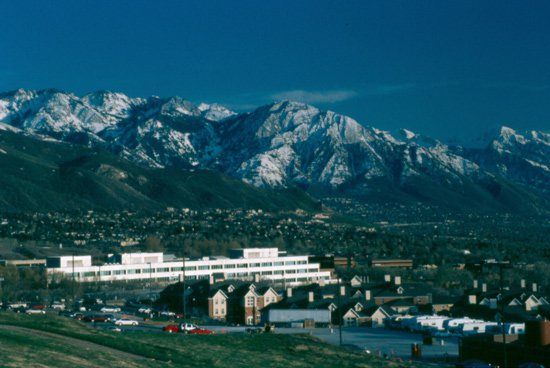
[92,319,458,361]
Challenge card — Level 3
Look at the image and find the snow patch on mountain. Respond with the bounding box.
[198,103,236,122]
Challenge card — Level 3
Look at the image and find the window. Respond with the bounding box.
[261,262,272,267]
[246,296,255,307]
[198,265,209,270]
[285,261,296,266]
[185,266,196,271]
[215,299,218,305]
[156,267,169,273]
[100,270,111,276]
[224,264,235,269]
[221,309,225,314]
[273,261,284,266]
[215,309,218,314]
[171,266,183,272]
[249,263,261,267]
[211,265,223,270]
[261,271,272,275]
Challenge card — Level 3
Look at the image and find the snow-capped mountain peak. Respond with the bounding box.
[0,88,548,206]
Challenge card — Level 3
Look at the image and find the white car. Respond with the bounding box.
[25,309,46,315]
[114,318,139,326]
[100,306,122,313]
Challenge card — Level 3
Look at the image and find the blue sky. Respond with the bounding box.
[1,0,549,139]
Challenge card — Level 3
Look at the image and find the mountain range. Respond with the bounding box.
[0,88,548,214]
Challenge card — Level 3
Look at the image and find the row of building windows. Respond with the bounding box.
[69,267,322,279]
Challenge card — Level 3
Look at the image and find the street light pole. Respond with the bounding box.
[182,241,186,321]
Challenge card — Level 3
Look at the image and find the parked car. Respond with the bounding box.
[25,309,46,315]
[178,322,198,332]
[114,318,139,326]
[100,306,121,313]
[83,315,108,323]
[50,302,65,310]
[29,304,47,310]
[163,324,180,333]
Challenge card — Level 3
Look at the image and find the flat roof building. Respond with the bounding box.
[46,248,335,287]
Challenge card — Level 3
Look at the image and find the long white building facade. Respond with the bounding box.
[46,248,334,286]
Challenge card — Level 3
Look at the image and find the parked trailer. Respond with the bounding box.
[458,321,499,336]
[485,323,525,335]
[410,316,450,332]
[385,314,414,329]
[444,318,479,333]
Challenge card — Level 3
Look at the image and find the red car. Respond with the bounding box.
[188,328,215,335]
[163,324,180,333]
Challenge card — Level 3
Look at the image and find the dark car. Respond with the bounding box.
[83,314,108,323]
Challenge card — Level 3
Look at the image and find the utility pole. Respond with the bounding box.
[337,277,342,346]
[72,252,75,309]
[148,263,152,310]
[498,262,508,368]
[182,240,186,321]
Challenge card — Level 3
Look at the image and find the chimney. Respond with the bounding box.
[365,290,372,301]
[394,276,401,285]
[468,295,477,305]
[308,291,314,303]
[521,279,526,289]
[532,283,538,293]
[286,288,293,298]
[340,285,346,297]
[254,273,260,283]
[473,279,479,289]
[209,275,214,285]
[384,274,391,282]
[482,283,487,293]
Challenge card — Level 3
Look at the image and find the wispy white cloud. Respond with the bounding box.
[271,89,358,104]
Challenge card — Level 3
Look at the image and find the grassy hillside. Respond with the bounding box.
[0,130,320,212]
[0,313,435,368]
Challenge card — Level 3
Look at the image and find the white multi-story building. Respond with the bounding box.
[46,248,334,286]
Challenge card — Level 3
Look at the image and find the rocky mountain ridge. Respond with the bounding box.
[1,88,548,213]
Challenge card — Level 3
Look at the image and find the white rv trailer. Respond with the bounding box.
[458,321,499,335]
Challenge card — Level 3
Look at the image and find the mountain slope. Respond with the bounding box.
[0,88,548,215]
[0,128,320,212]
[458,126,550,194]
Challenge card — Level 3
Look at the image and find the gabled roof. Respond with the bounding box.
[362,304,397,318]
[208,289,229,299]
